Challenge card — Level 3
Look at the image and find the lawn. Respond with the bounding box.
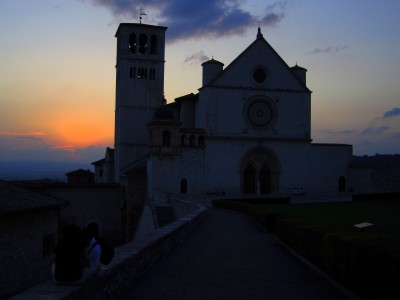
[249,200,400,240]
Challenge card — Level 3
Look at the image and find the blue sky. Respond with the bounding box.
[0,0,399,179]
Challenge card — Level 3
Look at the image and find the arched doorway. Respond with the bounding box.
[240,146,280,194]
[243,164,256,193]
[259,163,272,193]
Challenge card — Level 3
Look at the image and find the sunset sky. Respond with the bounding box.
[1,0,399,178]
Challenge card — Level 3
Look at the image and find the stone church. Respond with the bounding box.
[95,22,352,206]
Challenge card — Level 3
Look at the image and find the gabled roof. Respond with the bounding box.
[91,158,105,166]
[0,181,66,216]
[174,93,198,103]
[203,27,311,93]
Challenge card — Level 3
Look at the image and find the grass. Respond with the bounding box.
[246,200,400,240]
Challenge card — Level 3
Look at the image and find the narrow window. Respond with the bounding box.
[180,178,188,193]
[139,34,147,54]
[150,35,157,54]
[132,67,136,79]
[149,68,155,80]
[129,33,136,53]
[338,176,346,192]
[198,135,205,146]
[162,131,171,146]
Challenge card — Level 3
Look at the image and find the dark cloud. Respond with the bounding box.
[383,107,400,118]
[17,135,44,142]
[322,126,391,137]
[308,46,348,55]
[360,126,390,136]
[184,51,210,64]
[83,0,288,42]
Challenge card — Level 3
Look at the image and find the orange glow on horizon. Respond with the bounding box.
[50,120,114,149]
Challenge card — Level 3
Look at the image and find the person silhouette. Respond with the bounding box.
[53,224,97,284]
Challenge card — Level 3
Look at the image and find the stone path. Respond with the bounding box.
[121,207,359,300]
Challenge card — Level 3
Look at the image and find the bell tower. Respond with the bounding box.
[114,23,167,181]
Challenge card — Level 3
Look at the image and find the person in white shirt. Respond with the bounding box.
[83,225,102,268]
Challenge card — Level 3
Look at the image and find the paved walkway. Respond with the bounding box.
[121,208,358,300]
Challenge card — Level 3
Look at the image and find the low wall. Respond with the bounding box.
[169,196,200,218]
[10,206,207,300]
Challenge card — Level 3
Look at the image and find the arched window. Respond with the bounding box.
[162,131,171,146]
[129,33,136,53]
[198,135,205,146]
[180,178,188,193]
[139,34,147,54]
[150,35,157,54]
[181,135,187,146]
[189,135,195,146]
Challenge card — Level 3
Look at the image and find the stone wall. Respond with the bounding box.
[10,206,207,300]
[1,209,59,299]
[43,185,124,245]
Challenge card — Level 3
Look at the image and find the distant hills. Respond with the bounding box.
[1,154,399,182]
[0,160,93,181]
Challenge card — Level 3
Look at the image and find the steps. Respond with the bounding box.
[155,206,177,227]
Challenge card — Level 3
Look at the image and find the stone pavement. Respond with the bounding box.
[121,207,359,300]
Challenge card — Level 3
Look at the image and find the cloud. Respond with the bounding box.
[0,131,46,144]
[184,51,210,64]
[83,0,288,42]
[321,129,356,135]
[383,107,400,118]
[50,145,79,158]
[360,126,390,136]
[0,131,46,137]
[308,46,348,55]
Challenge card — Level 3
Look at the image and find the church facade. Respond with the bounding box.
[110,23,352,203]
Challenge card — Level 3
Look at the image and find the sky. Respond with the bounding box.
[1,0,399,179]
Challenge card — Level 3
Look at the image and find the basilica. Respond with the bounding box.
[94,22,352,205]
